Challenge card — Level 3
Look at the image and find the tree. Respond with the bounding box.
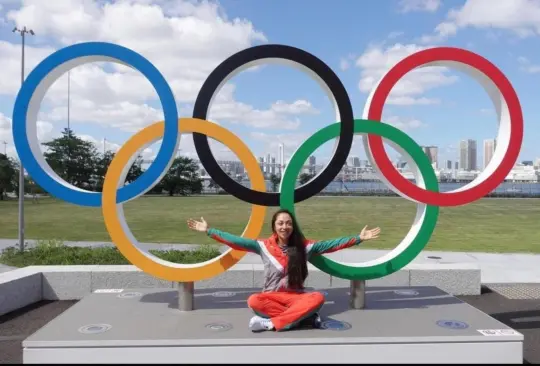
[0,153,17,200]
[269,173,281,192]
[207,179,220,193]
[298,172,315,185]
[160,156,203,196]
[42,128,100,190]
[94,150,144,191]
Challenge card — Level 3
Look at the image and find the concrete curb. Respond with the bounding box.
[0,263,481,317]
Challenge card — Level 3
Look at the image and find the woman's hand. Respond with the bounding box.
[187,217,209,233]
[359,225,381,241]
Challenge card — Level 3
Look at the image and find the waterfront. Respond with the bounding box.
[210,180,540,197]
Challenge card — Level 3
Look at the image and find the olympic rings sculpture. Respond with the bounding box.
[12,42,523,282]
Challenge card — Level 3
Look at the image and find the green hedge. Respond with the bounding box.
[0,239,221,267]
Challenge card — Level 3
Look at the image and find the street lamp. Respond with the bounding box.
[13,25,34,252]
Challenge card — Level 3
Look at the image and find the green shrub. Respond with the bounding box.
[0,240,221,267]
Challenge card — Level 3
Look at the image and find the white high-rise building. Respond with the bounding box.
[483,139,496,169]
[459,139,477,171]
[421,146,438,169]
[264,153,271,174]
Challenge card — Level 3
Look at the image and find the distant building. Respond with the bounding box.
[421,146,438,169]
[483,139,496,169]
[460,139,477,171]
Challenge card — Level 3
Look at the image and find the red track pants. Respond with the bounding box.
[247,291,325,331]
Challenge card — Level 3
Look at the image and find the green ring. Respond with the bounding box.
[279,119,439,280]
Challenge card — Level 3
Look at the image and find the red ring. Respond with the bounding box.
[366,47,523,206]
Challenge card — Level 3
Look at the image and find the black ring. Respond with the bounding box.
[192,44,354,206]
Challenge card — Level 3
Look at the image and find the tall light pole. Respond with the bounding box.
[13,25,34,252]
[66,70,71,179]
[1,141,6,155]
[67,70,70,133]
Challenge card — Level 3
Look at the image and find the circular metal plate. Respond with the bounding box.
[394,289,419,296]
[321,320,352,331]
[436,320,469,330]
[205,322,233,331]
[118,292,143,298]
[78,324,112,334]
[212,291,236,298]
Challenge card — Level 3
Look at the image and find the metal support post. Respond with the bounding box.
[177,281,194,311]
[13,25,34,252]
[349,279,366,309]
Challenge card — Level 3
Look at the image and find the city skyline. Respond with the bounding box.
[251,137,536,174]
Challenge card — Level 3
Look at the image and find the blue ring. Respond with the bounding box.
[12,42,179,206]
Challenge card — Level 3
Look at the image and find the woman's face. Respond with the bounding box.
[274,212,293,243]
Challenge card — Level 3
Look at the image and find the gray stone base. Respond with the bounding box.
[22,286,523,364]
[0,263,481,316]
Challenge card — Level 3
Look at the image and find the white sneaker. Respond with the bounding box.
[249,315,274,332]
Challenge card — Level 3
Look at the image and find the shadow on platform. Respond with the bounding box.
[139,286,463,319]
[492,309,540,331]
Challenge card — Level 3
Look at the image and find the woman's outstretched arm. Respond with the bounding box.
[306,225,381,255]
[187,217,261,254]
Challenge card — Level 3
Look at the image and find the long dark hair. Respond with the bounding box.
[271,209,308,290]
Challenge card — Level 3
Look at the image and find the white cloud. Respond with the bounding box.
[1,1,304,131]
[5,0,267,102]
[269,100,319,115]
[479,108,494,115]
[385,115,426,130]
[0,41,57,96]
[0,111,56,159]
[340,58,350,71]
[420,0,540,43]
[387,31,405,39]
[46,99,166,132]
[517,56,540,73]
[207,84,317,130]
[398,0,441,13]
[339,53,357,71]
[249,131,311,161]
[0,0,323,159]
[78,133,154,160]
[355,43,459,105]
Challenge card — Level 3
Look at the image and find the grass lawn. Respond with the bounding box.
[0,195,539,253]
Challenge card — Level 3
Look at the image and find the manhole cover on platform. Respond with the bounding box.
[212,291,236,297]
[394,289,419,296]
[205,322,233,331]
[436,320,469,330]
[78,324,112,334]
[118,292,142,298]
[321,320,352,331]
[487,284,540,299]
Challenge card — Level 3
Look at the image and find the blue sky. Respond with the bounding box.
[0,0,539,169]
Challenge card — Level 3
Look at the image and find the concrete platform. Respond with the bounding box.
[22,286,523,364]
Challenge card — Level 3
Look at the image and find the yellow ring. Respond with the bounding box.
[102,117,266,282]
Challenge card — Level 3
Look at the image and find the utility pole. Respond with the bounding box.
[1,141,6,155]
[13,25,34,252]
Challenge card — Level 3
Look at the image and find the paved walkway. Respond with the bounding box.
[1,239,539,284]
[0,264,16,274]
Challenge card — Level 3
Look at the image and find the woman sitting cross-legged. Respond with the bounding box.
[187,208,380,332]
